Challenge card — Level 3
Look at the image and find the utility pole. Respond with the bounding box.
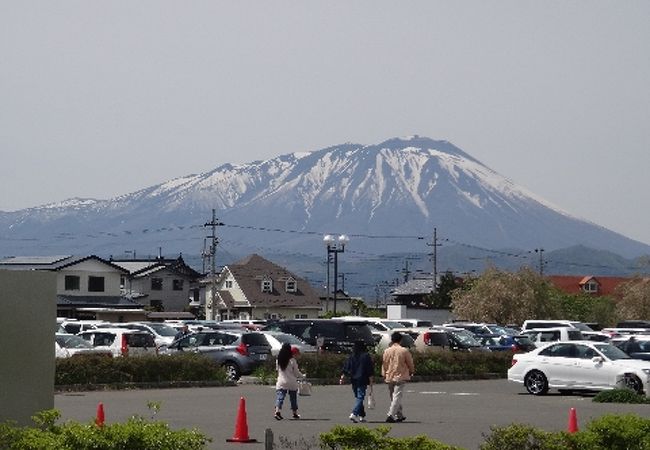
[535,248,545,276]
[427,227,441,292]
[204,209,224,320]
[401,260,411,283]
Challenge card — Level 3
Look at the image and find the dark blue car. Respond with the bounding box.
[477,334,536,353]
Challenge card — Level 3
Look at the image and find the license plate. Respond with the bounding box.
[259,354,267,360]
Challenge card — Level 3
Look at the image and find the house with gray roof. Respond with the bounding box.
[391,277,436,306]
[205,254,321,320]
[111,255,202,313]
[0,255,143,319]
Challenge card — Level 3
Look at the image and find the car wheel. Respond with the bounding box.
[623,374,643,394]
[223,362,241,381]
[524,370,549,395]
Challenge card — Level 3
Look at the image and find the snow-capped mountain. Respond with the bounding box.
[1,136,648,260]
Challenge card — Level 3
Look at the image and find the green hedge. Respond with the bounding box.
[55,354,227,386]
[56,350,512,388]
[258,350,512,382]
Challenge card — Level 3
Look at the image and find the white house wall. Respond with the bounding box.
[57,259,122,296]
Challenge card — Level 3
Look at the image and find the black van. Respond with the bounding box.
[263,319,375,353]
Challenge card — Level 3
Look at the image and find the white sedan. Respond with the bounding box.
[508,340,650,396]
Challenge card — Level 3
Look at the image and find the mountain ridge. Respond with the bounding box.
[1,136,648,263]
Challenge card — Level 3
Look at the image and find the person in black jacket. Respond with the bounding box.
[340,340,374,423]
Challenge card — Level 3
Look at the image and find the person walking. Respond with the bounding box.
[274,343,305,420]
[340,340,374,423]
[174,324,190,341]
[381,331,415,423]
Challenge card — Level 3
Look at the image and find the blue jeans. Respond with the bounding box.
[275,389,298,412]
[351,381,367,417]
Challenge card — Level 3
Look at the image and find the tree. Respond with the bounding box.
[450,267,561,325]
[423,271,460,308]
[556,292,616,327]
[615,277,650,320]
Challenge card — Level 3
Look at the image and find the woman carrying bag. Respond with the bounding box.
[274,343,305,420]
[339,340,374,423]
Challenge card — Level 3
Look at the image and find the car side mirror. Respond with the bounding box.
[592,356,604,364]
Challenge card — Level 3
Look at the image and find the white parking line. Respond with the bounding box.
[417,391,479,396]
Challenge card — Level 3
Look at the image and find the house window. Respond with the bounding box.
[88,276,105,292]
[64,275,80,291]
[261,279,272,293]
[151,278,163,291]
[294,313,308,319]
[286,279,297,293]
[225,280,233,289]
[172,279,184,291]
[583,281,599,293]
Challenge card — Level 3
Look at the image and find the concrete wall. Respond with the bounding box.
[0,270,56,425]
[386,304,455,325]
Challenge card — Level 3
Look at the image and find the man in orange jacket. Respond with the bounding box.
[381,331,415,423]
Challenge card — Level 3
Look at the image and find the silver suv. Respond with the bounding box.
[164,330,271,381]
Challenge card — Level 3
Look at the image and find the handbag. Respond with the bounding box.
[298,379,312,396]
[366,386,375,409]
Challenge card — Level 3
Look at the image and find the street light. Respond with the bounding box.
[324,234,349,315]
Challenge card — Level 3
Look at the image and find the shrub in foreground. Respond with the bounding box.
[319,425,461,450]
[481,414,650,450]
[592,388,650,404]
[0,410,209,450]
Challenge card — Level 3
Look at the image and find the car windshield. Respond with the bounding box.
[569,322,593,332]
[145,323,178,336]
[56,334,93,349]
[344,324,373,341]
[381,321,406,329]
[450,329,482,347]
[126,333,156,347]
[273,333,305,345]
[594,343,631,360]
[487,325,511,335]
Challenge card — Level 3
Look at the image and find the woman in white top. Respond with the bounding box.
[274,343,305,420]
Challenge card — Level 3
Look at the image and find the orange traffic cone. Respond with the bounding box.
[95,402,105,427]
[226,397,257,443]
[567,407,578,433]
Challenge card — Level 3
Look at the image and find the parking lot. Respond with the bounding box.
[55,379,650,449]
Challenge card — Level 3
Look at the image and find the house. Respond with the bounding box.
[547,275,632,297]
[205,254,321,320]
[391,277,436,307]
[0,255,144,319]
[388,276,455,324]
[111,255,202,313]
[318,287,359,315]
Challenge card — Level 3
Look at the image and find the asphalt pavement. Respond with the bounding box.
[55,379,650,450]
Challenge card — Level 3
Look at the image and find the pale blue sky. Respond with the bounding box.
[1,1,649,244]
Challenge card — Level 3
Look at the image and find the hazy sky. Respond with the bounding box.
[2,2,649,244]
